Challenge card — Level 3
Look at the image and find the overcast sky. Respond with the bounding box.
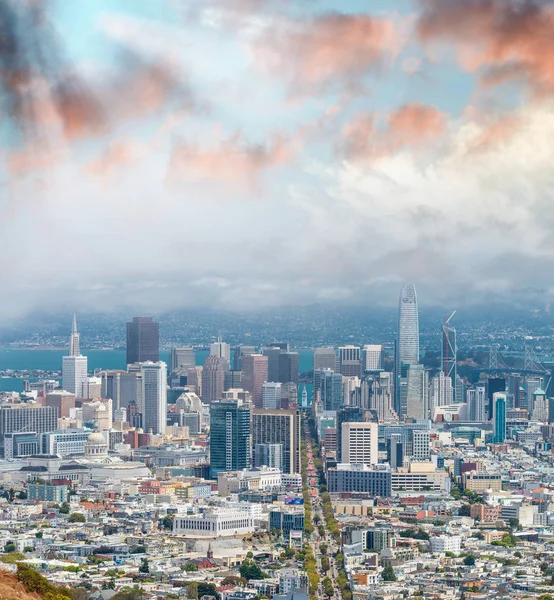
[1,0,553,319]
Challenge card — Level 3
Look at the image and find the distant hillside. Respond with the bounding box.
[0,569,42,600]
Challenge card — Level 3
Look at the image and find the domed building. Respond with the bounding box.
[85,430,109,461]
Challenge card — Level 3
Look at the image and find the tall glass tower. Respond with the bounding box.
[493,392,507,443]
[396,284,420,415]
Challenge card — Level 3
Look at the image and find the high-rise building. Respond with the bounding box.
[201,355,225,403]
[336,406,363,463]
[397,284,420,366]
[210,339,231,369]
[441,315,457,399]
[363,345,384,372]
[340,422,378,466]
[313,348,336,375]
[406,364,428,420]
[387,434,404,468]
[279,352,299,384]
[429,371,453,415]
[314,369,343,411]
[45,391,75,419]
[263,382,282,409]
[493,392,507,443]
[339,346,362,378]
[526,377,544,413]
[169,347,195,373]
[252,409,301,474]
[468,383,486,422]
[209,400,251,478]
[233,345,256,371]
[69,313,80,357]
[242,354,268,408]
[487,378,506,419]
[263,346,282,382]
[140,362,167,435]
[0,405,58,457]
[412,430,430,460]
[126,317,159,365]
[254,443,283,470]
[84,377,101,399]
[62,355,88,397]
[532,389,548,422]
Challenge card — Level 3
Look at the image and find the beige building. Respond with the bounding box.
[341,422,378,466]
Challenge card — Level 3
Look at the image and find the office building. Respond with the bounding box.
[328,464,392,496]
[532,389,549,422]
[263,346,282,382]
[233,345,256,371]
[173,505,256,537]
[224,370,242,391]
[126,317,159,365]
[468,384,487,422]
[336,406,363,463]
[69,313,80,357]
[441,316,457,398]
[338,346,362,378]
[397,284,420,366]
[527,377,544,413]
[363,345,384,371]
[210,339,231,369]
[406,365,428,420]
[169,347,195,373]
[141,362,167,435]
[242,354,269,408]
[487,378,506,419]
[429,371,453,414]
[263,382,282,409]
[84,376,101,399]
[313,348,336,374]
[62,355,88,397]
[202,355,225,403]
[254,443,283,470]
[340,422,378,466]
[270,507,305,541]
[412,430,430,460]
[41,429,91,456]
[45,391,76,419]
[279,352,299,384]
[387,434,404,468]
[493,392,507,443]
[252,408,301,474]
[209,400,251,478]
[81,398,113,430]
[315,369,343,411]
[0,405,58,457]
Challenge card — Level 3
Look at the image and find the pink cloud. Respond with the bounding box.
[417,0,554,96]
[251,12,403,94]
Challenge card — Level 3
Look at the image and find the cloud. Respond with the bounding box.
[249,12,403,95]
[417,0,554,96]
[340,103,447,160]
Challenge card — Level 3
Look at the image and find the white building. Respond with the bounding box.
[406,364,428,420]
[141,361,167,435]
[341,422,378,466]
[81,398,113,430]
[279,569,309,594]
[84,376,102,399]
[363,345,383,371]
[62,355,88,397]
[210,339,231,368]
[263,382,282,410]
[429,371,453,413]
[218,466,282,496]
[173,506,256,536]
[430,535,461,554]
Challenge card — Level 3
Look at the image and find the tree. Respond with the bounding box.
[139,558,150,574]
[239,560,267,580]
[59,502,70,514]
[463,555,476,566]
[382,565,397,582]
[221,577,248,587]
[68,513,86,523]
[182,563,198,572]
[162,515,174,530]
[196,582,219,599]
[112,586,144,600]
[186,583,199,600]
[4,543,16,553]
[323,577,334,598]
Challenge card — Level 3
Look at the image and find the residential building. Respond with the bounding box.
[209,400,251,478]
[430,535,461,554]
[141,361,167,435]
[252,408,301,474]
[340,422,378,466]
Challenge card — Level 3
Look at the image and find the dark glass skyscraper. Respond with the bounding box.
[209,400,251,479]
[126,317,159,365]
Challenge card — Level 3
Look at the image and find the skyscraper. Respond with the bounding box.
[336,406,363,463]
[233,345,256,371]
[62,356,88,397]
[252,408,301,474]
[363,345,384,372]
[468,383,486,422]
[242,354,269,408]
[169,347,195,373]
[263,382,282,409]
[314,347,337,374]
[210,339,231,369]
[263,346,282,382]
[338,345,362,378]
[406,364,428,420]
[429,371,453,414]
[201,355,225,403]
[126,317,159,365]
[340,421,378,466]
[69,313,80,357]
[398,285,420,366]
[314,369,343,411]
[209,400,251,478]
[493,392,507,443]
[441,313,457,400]
[278,352,299,384]
[141,361,167,435]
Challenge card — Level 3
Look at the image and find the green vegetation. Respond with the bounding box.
[17,563,71,599]
[491,533,517,548]
[323,577,334,598]
[58,502,70,514]
[382,565,397,582]
[0,551,25,563]
[139,558,150,574]
[68,513,86,523]
[112,586,145,600]
[398,528,430,541]
[463,555,476,566]
[182,563,198,572]
[239,560,267,580]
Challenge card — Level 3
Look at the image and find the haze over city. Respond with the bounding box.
[2,0,554,320]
